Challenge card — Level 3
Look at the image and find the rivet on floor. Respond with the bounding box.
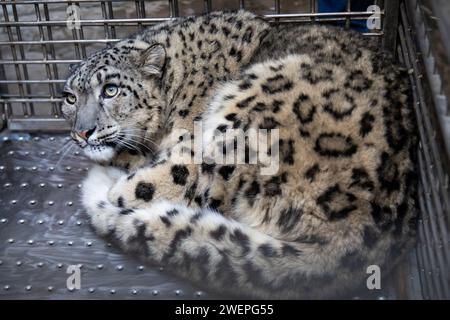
[195,291,203,297]
[48,286,54,292]
[66,201,73,206]
[48,201,55,206]
[29,200,37,205]
[110,289,116,294]
[65,166,72,171]
[97,264,104,270]
[49,166,55,171]
[0,218,7,223]
[86,241,93,247]
[131,289,138,295]
[39,151,46,156]
[16,261,23,266]
[18,219,25,224]
[77,184,82,188]
[76,221,82,226]
[37,219,44,225]
[20,182,29,188]
[10,200,17,205]
[4,183,12,188]
[15,166,22,171]
[116,265,123,271]
[37,262,44,267]
[39,183,46,188]
[57,183,63,188]
[27,239,34,245]
[57,263,63,268]
[8,238,14,244]
[67,287,74,292]
[58,220,64,225]
[48,240,54,245]
[138,265,144,271]
[67,241,74,246]
[25,285,32,291]
[89,288,95,293]
[31,166,37,171]
[3,285,10,291]
[0,166,4,171]
[152,290,159,296]
[8,151,14,156]
[175,289,182,296]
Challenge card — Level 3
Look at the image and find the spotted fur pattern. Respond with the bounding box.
[64,11,418,298]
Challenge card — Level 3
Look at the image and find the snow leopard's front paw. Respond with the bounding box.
[106,162,193,209]
[82,165,125,234]
[106,173,152,209]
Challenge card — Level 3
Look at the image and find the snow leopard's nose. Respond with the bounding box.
[72,126,96,142]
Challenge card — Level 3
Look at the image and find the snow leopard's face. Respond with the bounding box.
[62,39,166,163]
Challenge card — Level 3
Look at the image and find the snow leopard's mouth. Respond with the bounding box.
[83,143,117,162]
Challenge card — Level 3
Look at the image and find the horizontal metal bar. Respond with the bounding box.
[7,117,70,132]
[264,11,383,19]
[0,17,173,27]
[0,98,63,103]
[0,11,382,28]
[0,80,65,84]
[0,60,82,65]
[0,39,119,46]
[0,0,133,4]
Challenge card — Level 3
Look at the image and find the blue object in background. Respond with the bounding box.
[318,0,374,32]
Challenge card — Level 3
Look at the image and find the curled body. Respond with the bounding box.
[63,10,418,298]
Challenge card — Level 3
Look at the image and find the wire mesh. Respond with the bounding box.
[0,0,387,130]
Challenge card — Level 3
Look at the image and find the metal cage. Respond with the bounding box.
[0,0,449,299]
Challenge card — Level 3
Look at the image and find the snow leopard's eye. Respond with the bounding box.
[102,84,119,98]
[65,93,77,105]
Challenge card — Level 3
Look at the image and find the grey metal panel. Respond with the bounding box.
[0,133,214,299]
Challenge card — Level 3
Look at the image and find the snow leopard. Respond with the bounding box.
[62,10,418,299]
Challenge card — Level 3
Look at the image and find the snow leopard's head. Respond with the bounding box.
[62,38,166,163]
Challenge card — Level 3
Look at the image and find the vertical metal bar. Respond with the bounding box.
[239,0,245,10]
[345,0,351,29]
[34,3,58,117]
[100,1,112,40]
[169,0,179,18]
[310,0,316,23]
[67,1,82,60]
[11,3,34,115]
[43,2,61,117]
[1,2,28,116]
[135,1,143,31]
[274,0,280,24]
[382,0,400,55]
[204,0,212,14]
[107,1,116,38]
[140,0,146,21]
[0,49,7,131]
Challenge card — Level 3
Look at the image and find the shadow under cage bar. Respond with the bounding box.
[0,0,386,132]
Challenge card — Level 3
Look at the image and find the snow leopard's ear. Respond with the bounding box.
[131,41,166,78]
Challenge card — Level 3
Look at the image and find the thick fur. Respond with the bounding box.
[65,11,418,299]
